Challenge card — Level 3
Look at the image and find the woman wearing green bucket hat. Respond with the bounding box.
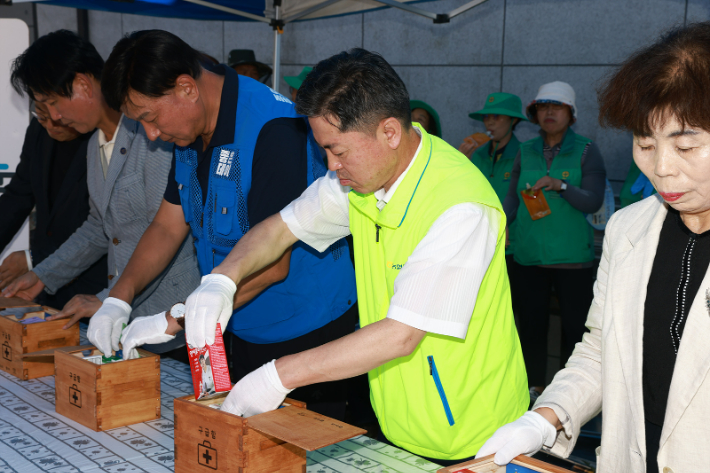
[284,66,314,102]
[466,93,527,210]
[410,100,442,138]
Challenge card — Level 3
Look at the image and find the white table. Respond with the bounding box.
[0,336,441,473]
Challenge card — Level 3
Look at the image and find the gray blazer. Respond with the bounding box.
[33,117,201,339]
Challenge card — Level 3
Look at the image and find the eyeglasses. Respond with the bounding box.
[482,114,501,120]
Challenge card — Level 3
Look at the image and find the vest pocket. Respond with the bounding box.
[427,355,455,426]
[214,181,236,236]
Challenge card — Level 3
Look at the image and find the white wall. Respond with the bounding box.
[0,19,30,263]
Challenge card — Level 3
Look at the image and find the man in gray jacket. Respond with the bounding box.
[3,30,201,356]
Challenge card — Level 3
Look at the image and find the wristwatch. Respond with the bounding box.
[559,180,568,193]
[169,302,186,329]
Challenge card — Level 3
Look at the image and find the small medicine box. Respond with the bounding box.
[54,346,161,431]
[0,296,79,380]
[174,394,366,472]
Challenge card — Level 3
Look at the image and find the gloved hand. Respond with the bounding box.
[185,274,237,348]
[87,297,132,357]
[475,411,558,465]
[221,360,293,417]
[120,312,176,360]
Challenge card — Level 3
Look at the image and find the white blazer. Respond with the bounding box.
[535,194,710,473]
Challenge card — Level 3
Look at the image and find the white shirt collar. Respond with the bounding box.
[97,114,124,148]
[374,126,424,211]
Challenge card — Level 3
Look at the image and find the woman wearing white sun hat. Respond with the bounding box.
[501,81,607,404]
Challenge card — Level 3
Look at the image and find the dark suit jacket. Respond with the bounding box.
[0,118,107,308]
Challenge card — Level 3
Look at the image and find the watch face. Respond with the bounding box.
[170,303,186,319]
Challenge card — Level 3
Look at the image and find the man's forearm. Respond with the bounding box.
[212,213,298,285]
[275,318,425,389]
[109,219,189,303]
[233,247,292,309]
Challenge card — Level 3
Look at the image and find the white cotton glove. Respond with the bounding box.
[120,312,176,360]
[220,360,293,417]
[475,411,558,466]
[185,274,237,348]
[87,297,132,357]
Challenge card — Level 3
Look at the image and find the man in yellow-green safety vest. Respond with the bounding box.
[181,48,528,466]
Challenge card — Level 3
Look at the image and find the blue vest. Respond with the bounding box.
[174,76,356,344]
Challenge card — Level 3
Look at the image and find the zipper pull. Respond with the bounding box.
[375,224,381,243]
[212,249,215,267]
[428,355,433,375]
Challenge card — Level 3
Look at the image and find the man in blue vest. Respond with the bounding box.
[96,30,357,416]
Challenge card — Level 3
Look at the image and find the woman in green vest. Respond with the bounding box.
[410,100,442,138]
[468,93,526,201]
[503,81,607,403]
[468,93,527,248]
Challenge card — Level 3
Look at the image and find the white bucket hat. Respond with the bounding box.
[526,81,577,124]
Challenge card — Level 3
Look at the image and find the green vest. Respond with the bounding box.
[513,129,595,266]
[470,135,520,255]
[348,125,528,460]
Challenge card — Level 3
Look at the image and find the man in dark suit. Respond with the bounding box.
[0,101,107,309]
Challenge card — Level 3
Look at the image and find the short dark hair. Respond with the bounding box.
[598,22,710,135]
[295,48,411,134]
[11,29,104,100]
[102,30,203,111]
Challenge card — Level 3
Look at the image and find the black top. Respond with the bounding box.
[488,143,507,162]
[48,138,85,209]
[0,118,106,308]
[164,65,308,227]
[643,208,710,473]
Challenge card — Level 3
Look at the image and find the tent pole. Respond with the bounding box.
[272,0,282,93]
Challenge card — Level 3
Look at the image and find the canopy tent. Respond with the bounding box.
[15,0,489,91]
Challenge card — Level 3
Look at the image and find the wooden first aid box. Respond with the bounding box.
[174,394,366,472]
[437,454,576,473]
[54,346,161,431]
[0,297,79,380]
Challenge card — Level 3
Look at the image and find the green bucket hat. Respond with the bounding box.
[468,93,528,122]
[284,67,313,91]
[410,100,442,138]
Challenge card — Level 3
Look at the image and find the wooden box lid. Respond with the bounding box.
[0,297,39,309]
[247,404,366,451]
[178,393,366,451]
[22,345,95,360]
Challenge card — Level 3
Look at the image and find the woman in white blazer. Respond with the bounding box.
[477,22,710,473]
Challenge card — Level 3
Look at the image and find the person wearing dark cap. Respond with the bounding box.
[284,66,313,102]
[228,49,272,84]
[409,100,441,138]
